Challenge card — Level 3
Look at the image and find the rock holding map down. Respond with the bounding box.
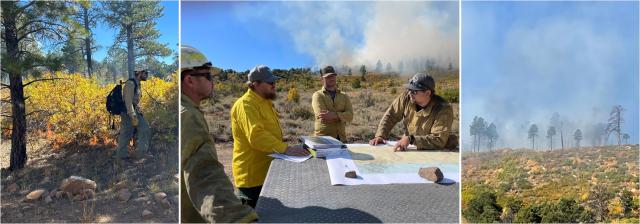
[345,170,357,178]
[419,167,443,183]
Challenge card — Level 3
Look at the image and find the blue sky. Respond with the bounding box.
[182,1,458,71]
[461,1,639,149]
[181,1,314,71]
[92,0,178,64]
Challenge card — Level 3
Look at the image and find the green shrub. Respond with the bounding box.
[351,79,361,89]
[289,106,314,120]
[462,190,502,223]
[440,88,459,103]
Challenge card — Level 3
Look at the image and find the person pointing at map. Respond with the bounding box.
[369,73,455,151]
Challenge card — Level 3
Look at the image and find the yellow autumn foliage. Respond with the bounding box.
[3,72,177,149]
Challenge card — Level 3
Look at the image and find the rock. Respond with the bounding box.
[114,180,128,190]
[138,191,146,198]
[44,195,53,203]
[73,194,83,201]
[142,209,153,219]
[59,176,97,195]
[134,196,148,203]
[25,189,47,202]
[6,183,19,193]
[117,189,131,202]
[160,198,171,209]
[345,170,357,178]
[154,192,167,202]
[174,173,179,182]
[419,167,444,183]
[6,175,14,182]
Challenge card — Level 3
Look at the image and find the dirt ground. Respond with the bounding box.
[207,79,460,185]
[0,139,179,223]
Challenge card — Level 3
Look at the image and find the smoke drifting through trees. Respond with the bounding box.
[461,8,638,150]
[469,105,632,152]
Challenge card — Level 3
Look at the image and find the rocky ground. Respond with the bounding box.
[1,139,179,223]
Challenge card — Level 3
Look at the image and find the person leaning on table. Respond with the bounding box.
[369,72,455,151]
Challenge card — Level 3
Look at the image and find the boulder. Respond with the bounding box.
[419,167,444,183]
[25,189,47,202]
[59,176,97,195]
[142,210,153,219]
[117,189,131,202]
[345,170,357,178]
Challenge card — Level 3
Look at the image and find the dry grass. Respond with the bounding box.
[206,72,460,185]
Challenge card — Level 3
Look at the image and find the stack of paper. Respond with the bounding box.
[269,153,312,163]
[299,136,346,157]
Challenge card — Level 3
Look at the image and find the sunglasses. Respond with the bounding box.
[189,72,214,81]
[258,81,275,86]
[409,90,425,95]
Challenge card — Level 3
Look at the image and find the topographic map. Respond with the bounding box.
[326,143,460,185]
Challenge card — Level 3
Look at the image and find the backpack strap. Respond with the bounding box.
[127,78,138,93]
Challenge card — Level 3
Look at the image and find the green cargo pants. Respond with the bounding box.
[115,113,150,158]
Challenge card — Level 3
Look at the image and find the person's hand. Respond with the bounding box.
[131,115,139,127]
[369,136,386,146]
[394,135,410,151]
[318,110,339,123]
[284,145,310,156]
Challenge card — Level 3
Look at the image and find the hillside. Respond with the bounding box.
[462,144,639,223]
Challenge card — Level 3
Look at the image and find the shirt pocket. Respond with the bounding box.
[419,116,434,134]
[333,97,345,111]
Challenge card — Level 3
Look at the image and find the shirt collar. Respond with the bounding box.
[181,93,201,112]
[246,88,272,105]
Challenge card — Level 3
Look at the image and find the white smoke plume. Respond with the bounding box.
[236,1,458,73]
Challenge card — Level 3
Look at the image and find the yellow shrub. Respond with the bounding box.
[16,72,177,149]
[287,86,299,103]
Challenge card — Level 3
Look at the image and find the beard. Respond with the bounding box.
[265,92,277,100]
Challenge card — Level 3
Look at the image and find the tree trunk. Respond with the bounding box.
[126,24,135,79]
[532,137,535,150]
[83,6,93,77]
[617,112,621,146]
[560,131,564,151]
[3,11,28,170]
[9,74,28,171]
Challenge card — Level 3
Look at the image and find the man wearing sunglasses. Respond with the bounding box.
[369,72,454,151]
[231,65,310,208]
[114,69,151,160]
[180,45,257,223]
[311,65,353,141]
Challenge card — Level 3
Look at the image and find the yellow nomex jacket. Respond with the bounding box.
[231,89,287,188]
[311,87,353,141]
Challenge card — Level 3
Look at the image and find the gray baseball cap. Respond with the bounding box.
[404,72,435,91]
[321,66,337,77]
[248,65,280,83]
